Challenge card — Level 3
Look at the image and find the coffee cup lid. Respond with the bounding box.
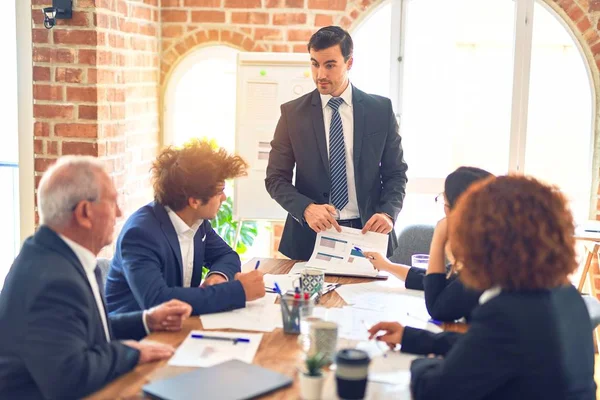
[335,349,370,366]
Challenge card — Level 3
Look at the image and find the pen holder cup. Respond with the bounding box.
[280,295,313,334]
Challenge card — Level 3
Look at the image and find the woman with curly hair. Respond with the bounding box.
[369,175,596,399]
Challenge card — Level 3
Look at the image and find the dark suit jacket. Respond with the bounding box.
[106,202,246,316]
[0,226,142,400]
[405,267,481,322]
[265,86,408,260]
[401,285,596,400]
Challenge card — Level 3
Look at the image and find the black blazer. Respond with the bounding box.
[401,285,596,400]
[0,226,142,400]
[405,267,481,322]
[106,202,246,316]
[265,86,408,260]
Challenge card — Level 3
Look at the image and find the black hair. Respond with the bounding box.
[307,26,353,61]
[445,166,493,209]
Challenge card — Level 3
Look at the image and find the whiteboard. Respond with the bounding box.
[233,52,314,221]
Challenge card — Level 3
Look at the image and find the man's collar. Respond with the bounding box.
[58,234,97,275]
[320,81,353,109]
[165,206,203,235]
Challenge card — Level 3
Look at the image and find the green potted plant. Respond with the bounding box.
[299,352,328,400]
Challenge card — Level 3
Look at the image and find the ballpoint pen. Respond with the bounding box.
[362,320,388,357]
[190,334,250,344]
[353,246,374,259]
[254,260,261,270]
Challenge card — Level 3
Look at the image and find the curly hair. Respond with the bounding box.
[152,139,248,211]
[449,175,576,291]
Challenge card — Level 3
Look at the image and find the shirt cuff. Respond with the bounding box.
[142,310,150,335]
[206,271,229,282]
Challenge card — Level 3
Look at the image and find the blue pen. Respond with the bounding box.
[273,282,282,295]
[254,260,261,270]
[191,334,250,344]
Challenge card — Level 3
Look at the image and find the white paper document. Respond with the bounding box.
[306,227,388,277]
[335,281,443,333]
[263,273,300,294]
[168,330,263,367]
[312,306,387,341]
[200,293,282,332]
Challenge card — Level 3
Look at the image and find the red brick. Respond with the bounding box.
[162,0,181,5]
[184,0,220,5]
[272,13,307,25]
[33,66,51,81]
[191,11,226,23]
[55,67,84,83]
[34,122,50,137]
[590,0,600,11]
[79,105,98,120]
[162,10,188,22]
[34,139,43,154]
[308,0,346,10]
[255,28,282,40]
[315,14,334,26]
[78,0,96,7]
[67,87,98,102]
[162,25,184,38]
[592,41,600,55]
[33,48,75,63]
[285,0,304,7]
[578,17,592,33]
[34,158,57,173]
[34,105,74,119]
[566,5,584,22]
[33,85,63,101]
[272,44,290,52]
[53,29,98,45]
[55,124,98,138]
[47,141,59,156]
[62,141,98,156]
[32,29,49,43]
[133,6,152,20]
[78,49,97,65]
[224,0,261,7]
[231,12,269,24]
[288,29,315,42]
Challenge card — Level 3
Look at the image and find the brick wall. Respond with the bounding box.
[30,0,160,236]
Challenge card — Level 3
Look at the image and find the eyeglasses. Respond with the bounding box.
[434,192,450,209]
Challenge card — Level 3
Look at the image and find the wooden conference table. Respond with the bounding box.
[86,258,465,400]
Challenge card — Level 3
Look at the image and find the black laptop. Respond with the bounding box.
[143,359,293,400]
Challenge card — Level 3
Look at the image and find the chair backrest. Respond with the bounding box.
[390,224,435,266]
[96,257,111,287]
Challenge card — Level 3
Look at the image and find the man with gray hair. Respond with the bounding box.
[0,156,192,399]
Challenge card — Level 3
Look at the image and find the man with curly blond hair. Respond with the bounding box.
[106,139,266,316]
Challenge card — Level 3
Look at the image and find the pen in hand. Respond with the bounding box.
[362,320,388,357]
[254,260,261,270]
[354,246,374,260]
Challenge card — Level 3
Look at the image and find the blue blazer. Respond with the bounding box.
[0,226,142,400]
[106,202,246,315]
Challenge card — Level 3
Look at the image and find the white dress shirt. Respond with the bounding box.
[165,207,229,287]
[166,208,203,288]
[59,234,111,342]
[320,82,360,220]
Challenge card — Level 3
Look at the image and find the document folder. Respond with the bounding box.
[143,359,293,400]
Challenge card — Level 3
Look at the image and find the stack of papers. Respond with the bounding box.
[168,330,263,367]
[200,293,282,332]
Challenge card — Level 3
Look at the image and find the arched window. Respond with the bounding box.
[163,46,239,151]
[352,0,594,227]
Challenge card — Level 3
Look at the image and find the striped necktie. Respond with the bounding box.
[328,97,349,211]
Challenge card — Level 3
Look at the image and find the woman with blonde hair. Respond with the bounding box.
[369,175,595,399]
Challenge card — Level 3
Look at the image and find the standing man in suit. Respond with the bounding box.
[106,139,266,316]
[265,26,408,261]
[0,156,192,399]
